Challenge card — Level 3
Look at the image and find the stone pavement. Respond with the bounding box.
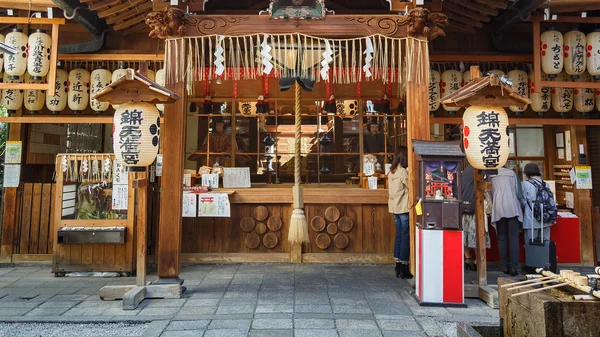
[0,264,500,337]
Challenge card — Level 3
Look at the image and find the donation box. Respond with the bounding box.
[413,140,466,307]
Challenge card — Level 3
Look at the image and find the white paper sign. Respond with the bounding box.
[5,141,22,164]
[385,164,392,175]
[111,185,128,210]
[198,193,231,217]
[569,168,576,184]
[3,165,20,187]
[202,173,219,189]
[555,132,564,147]
[565,191,574,209]
[156,154,163,176]
[223,167,251,188]
[368,176,378,190]
[182,193,197,217]
[558,148,565,160]
[364,162,375,176]
[183,173,192,187]
[565,130,572,159]
[113,160,128,185]
[149,164,156,183]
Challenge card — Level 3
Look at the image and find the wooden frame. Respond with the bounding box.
[59,54,164,61]
[0,17,64,94]
[431,117,600,126]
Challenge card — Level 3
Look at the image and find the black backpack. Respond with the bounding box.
[528,179,558,223]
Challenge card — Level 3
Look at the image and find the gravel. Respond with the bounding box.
[0,322,149,337]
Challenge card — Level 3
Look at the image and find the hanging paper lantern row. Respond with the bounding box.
[564,30,586,79]
[4,28,27,80]
[441,69,461,113]
[541,28,563,78]
[529,72,551,115]
[46,67,68,114]
[24,73,45,114]
[574,72,594,115]
[27,29,51,80]
[68,66,90,114]
[428,69,440,112]
[2,73,23,114]
[587,30,600,80]
[507,69,529,115]
[551,72,573,116]
[462,106,509,170]
[90,66,111,114]
[155,68,165,113]
[113,102,161,169]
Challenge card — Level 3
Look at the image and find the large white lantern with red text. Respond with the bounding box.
[574,72,594,116]
[155,68,165,113]
[564,30,586,79]
[46,66,68,114]
[429,69,440,112]
[462,106,509,170]
[541,28,563,78]
[507,70,529,115]
[68,66,90,114]
[2,73,23,114]
[551,72,573,116]
[27,29,51,80]
[528,72,551,115]
[586,30,600,80]
[24,73,45,114]
[113,102,161,170]
[90,66,111,114]
[441,69,461,113]
[4,28,27,80]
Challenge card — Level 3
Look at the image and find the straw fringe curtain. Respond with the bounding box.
[164,34,429,95]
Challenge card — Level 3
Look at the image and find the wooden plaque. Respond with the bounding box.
[324,206,340,222]
[240,216,255,232]
[256,222,267,235]
[338,216,353,232]
[263,232,278,249]
[310,216,326,232]
[334,233,349,249]
[253,206,269,221]
[316,233,331,249]
[327,223,338,235]
[245,233,260,249]
[267,216,282,232]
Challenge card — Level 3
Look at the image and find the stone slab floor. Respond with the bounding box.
[0,264,502,337]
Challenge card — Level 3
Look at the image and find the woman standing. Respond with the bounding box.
[522,163,554,243]
[388,146,412,279]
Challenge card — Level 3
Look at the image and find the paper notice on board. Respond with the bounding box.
[565,130,572,159]
[364,162,375,176]
[113,160,128,185]
[223,167,251,188]
[111,185,128,210]
[565,191,574,209]
[575,165,592,189]
[182,193,197,217]
[3,165,20,187]
[5,141,22,164]
[156,154,163,176]
[198,193,231,217]
[385,164,391,175]
[368,176,378,190]
[202,174,219,189]
[569,168,576,184]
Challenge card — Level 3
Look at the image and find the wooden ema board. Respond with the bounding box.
[15,184,56,255]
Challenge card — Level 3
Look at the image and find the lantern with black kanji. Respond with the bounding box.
[68,65,90,114]
[90,65,111,114]
[541,28,563,78]
[155,68,165,113]
[2,73,23,114]
[441,69,461,114]
[46,64,68,114]
[462,106,510,170]
[574,72,594,116]
[429,69,440,112]
[529,71,551,115]
[27,29,51,80]
[551,72,573,117]
[4,28,27,80]
[564,29,586,79]
[507,69,529,115]
[92,68,181,170]
[24,73,45,114]
[586,30,600,80]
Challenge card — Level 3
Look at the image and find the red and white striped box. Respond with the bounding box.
[416,227,465,307]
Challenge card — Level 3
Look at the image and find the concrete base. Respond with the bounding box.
[99,283,183,310]
[153,277,184,285]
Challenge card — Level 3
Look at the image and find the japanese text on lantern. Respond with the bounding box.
[574,35,584,73]
[49,80,61,106]
[584,89,594,107]
[477,111,502,169]
[72,71,83,104]
[6,36,16,72]
[119,109,144,165]
[428,76,438,110]
[541,89,550,111]
[552,34,561,70]
[92,73,103,109]
[32,36,44,74]
[3,89,15,104]
[562,91,571,110]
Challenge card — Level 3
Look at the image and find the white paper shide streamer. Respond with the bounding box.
[321,40,333,80]
[363,37,374,78]
[214,35,225,77]
[261,34,273,75]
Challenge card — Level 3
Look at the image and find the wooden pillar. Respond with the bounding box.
[475,172,487,286]
[135,171,148,287]
[406,40,430,274]
[157,79,186,280]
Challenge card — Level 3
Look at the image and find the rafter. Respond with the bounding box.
[443,1,490,22]
[122,22,149,36]
[475,0,507,9]
[447,19,476,33]
[449,0,497,17]
[113,13,146,30]
[97,0,144,18]
[444,11,483,28]
[0,0,55,11]
[89,0,121,11]
[106,2,152,25]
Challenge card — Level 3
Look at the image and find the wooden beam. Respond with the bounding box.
[89,0,121,12]
[430,54,533,62]
[97,0,144,19]
[475,170,487,286]
[122,22,150,36]
[0,83,48,90]
[0,17,65,25]
[113,13,147,31]
[47,23,59,96]
[533,18,542,94]
[443,2,491,22]
[60,53,164,61]
[0,116,114,124]
[535,16,600,24]
[106,2,153,25]
[447,19,477,33]
[449,0,498,16]
[445,12,483,28]
[476,0,507,9]
[431,117,600,126]
[135,171,147,287]
[0,0,56,11]
[547,4,600,12]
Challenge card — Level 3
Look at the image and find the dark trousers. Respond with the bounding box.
[496,216,520,270]
[394,213,410,262]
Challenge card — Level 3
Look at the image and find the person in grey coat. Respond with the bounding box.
[522,163,554,243]
[490,167,523,276]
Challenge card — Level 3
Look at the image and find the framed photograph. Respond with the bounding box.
[555,132,564,148]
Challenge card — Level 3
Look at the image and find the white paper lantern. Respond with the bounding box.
[155,68,165,113]
[68,66,90,114]
[441,69,461,113]
[462,70,471,86]
[113,102,161,169]
[528,72,551,115]
[27,29,51,80]
[0,34,4,74]
[24,73,45,114]
[551,72,573,116]
[574,72,594,115]
[428,69,440,112]
[564,30,586,79]
[462,106,509,170]
[541,28,563,78]
[586,30,600,80]
[4,28,27,79]
[46,67,68,114]
[507,69,529,114]
[90,66,111,114]
[2,73,23,114]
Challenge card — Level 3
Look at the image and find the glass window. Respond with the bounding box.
[61,182,127,220]
[516,128,544,157]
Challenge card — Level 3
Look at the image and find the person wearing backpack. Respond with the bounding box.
[522,163,557,243]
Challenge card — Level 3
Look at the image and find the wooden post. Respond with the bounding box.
[135,171,148,287]
[475,171,487,286]
[532,17,542,93]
